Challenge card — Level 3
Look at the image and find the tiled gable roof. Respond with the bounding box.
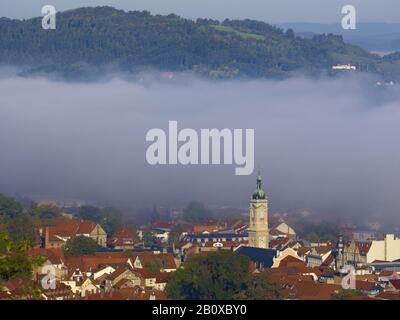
[28,247,65,264]
[296,246,311,256]
[379,269,397,277]
[322,253,335,266]
[46,217,101,242]
[277,255,304,268]
[295,282,341,300]
[376,291,400,300]
[64,252,176,272]
[355,241,372,255]
[77,220,97,234]
[389,279,400,290]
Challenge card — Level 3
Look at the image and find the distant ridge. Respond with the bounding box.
[0,6,399,80]
[278,22,400,52]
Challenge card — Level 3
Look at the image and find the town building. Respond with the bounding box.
[248,175,269,249]
[343,234,400,265]
[40,217,107,248]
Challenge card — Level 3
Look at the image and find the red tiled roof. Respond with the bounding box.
[28,247,65,264]
[77,220,97,234]
[270,237,291,249]
[64,252,177,272]
[155,272,172,283]
[152,221,175,229]
[110,227,139,247]
[107,268,132,281]
[296,247,311,256]
[269,229,285,236]
[379,270,397,277]
[193,225,225,233]
[277,255,304,268]
[46,217,99,241]
[389,279,400,290]
[84,291,129,300]
[376,291,400,300]
[133,268,156,279]
[313,245,333,255]
[295,282,341,300]
[356,280,376,291]
[322,253,335,266]
[114,278,131,288]
[268,216,283,229]
[355,241,372,255]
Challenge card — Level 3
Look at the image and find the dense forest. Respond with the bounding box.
[0,6,399,79]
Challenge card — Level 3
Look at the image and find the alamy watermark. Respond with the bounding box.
[341,264,356,290]
[41,265,57,290]
[42,5,56,30]
[342,5,356,30]
[145,121,255,176]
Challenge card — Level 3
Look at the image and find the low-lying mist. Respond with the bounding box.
[1,71,400,221]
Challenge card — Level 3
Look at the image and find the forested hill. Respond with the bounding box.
[0,6,399,79]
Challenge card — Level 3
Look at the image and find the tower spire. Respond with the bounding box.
[252,172,266,200]
[248,173,269,248]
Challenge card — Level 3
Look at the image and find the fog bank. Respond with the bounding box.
[1,73,400,220]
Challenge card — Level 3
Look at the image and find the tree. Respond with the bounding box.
[145,259,164,272]
[0,232,46,281]
[183,201,213,224]
[78,205,102,222]
[297,221,340,243]
[331,288,361,300]
[169,224,184,247]
[244,272,283,300]
[64,235,97,256]
[0,194,22,220]
[305,231,319,243]
[29,203,60,219]
[100,207,122,236]
[142,232,158,246]
[285,28,295,39]
[6,215,35,244]
[166,251,283,300]
[166,251,251,300]
[125,223,139,240]
[0,232,46,298]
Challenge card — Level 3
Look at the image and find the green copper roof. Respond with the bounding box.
[252,175,266,200]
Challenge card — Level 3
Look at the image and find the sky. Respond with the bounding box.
[0,0,399,23]
[1,72,400,222]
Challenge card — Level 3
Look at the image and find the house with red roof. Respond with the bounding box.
[387,279,400,292]
[268,215,296,239]
[42,217,107,248]
[305,245,333,268]
[108,226,139,250]
[343,234,400,265]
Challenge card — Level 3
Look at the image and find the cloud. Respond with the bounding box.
[0,72,400,221]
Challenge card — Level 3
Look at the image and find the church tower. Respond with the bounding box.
[248,174,269,249]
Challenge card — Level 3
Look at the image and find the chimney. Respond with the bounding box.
[39,228,45,248]
[45,227,50,248]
